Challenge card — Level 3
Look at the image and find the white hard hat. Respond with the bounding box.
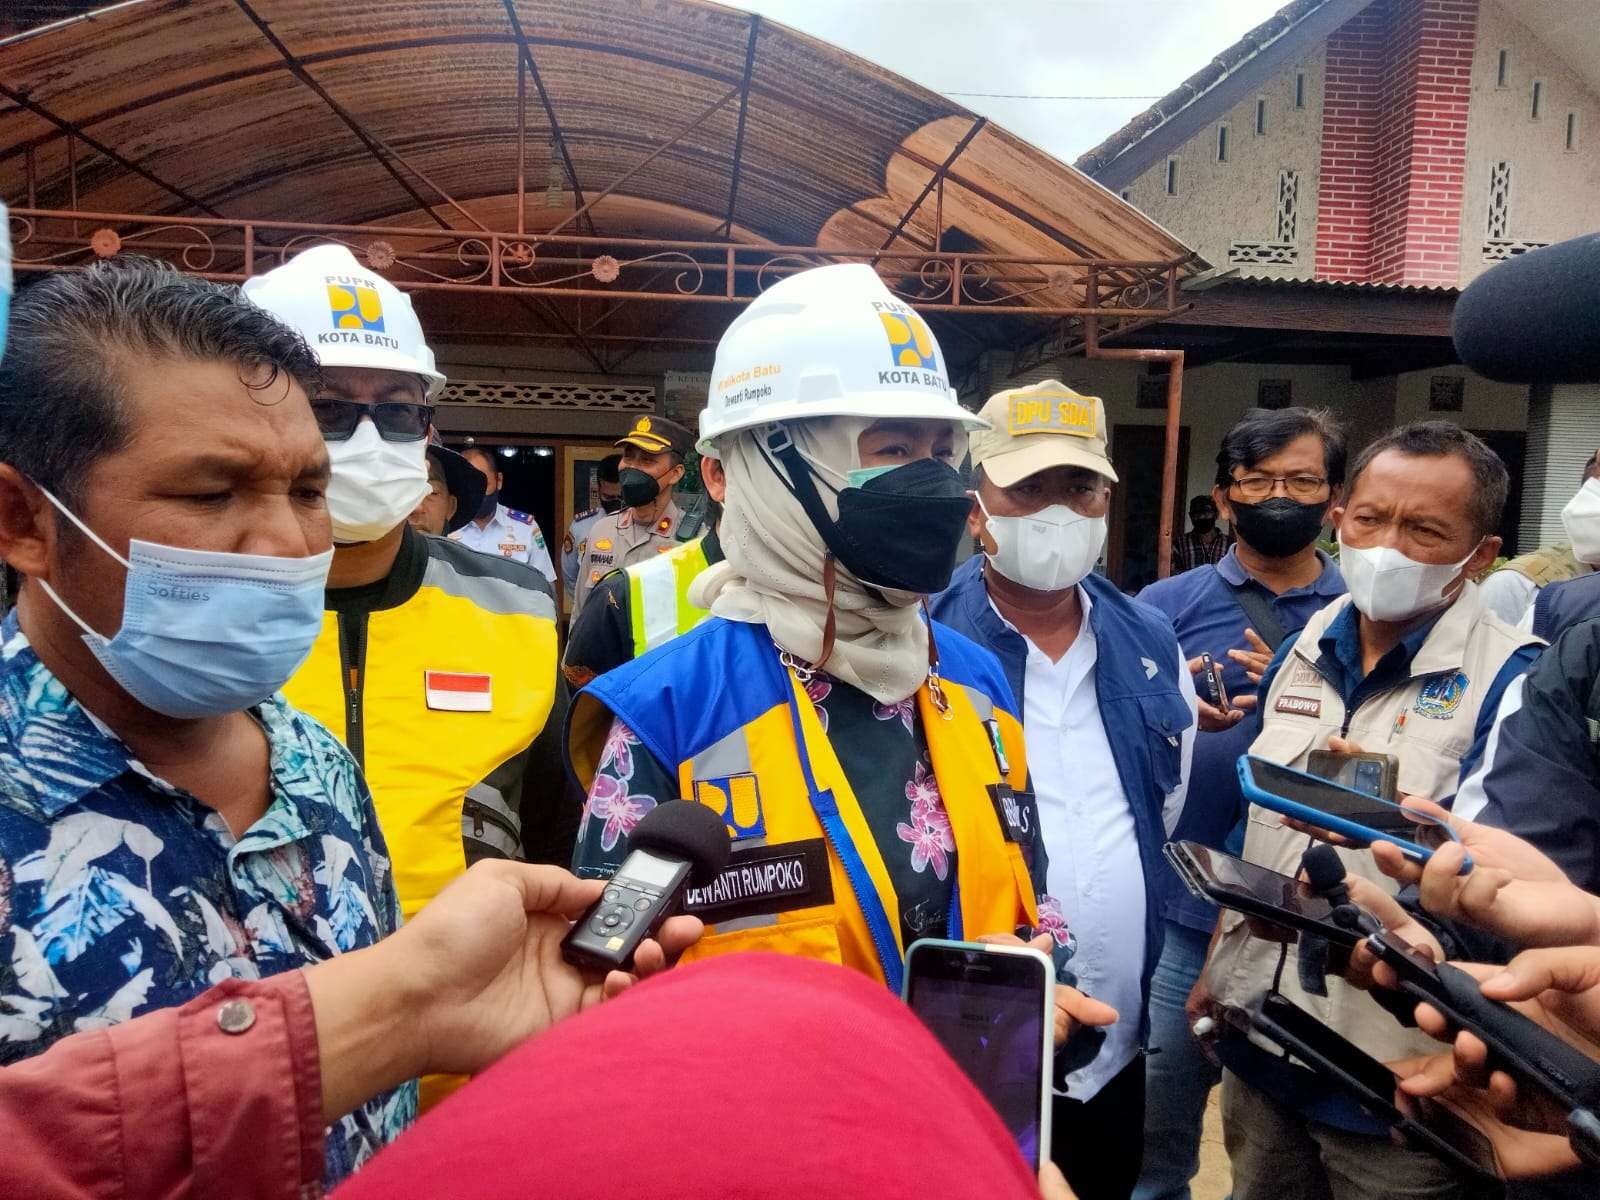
[242,244,446,399]
[697,262,985,452]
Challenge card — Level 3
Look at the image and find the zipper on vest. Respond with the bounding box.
[336,611,369,770]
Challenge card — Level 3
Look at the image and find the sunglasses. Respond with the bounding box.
[311,397,433,443]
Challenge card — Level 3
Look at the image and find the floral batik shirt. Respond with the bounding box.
[0,615,414,1187]
[574,668,1076,972]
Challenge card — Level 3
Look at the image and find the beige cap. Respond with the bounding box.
[969,379,1118,487]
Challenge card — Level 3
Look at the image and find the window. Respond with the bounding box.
[1429,376,1465,413]
[1294,73,1306,108]
[1165,157,1179,195]
[1136,375,1169,410]
[1496,48,1509,88]
[1256,98,1267,135]
[1567,112,1579,151]
[1486,160,1511,239]
[1531,80,1543,120]
[1277,170,1300,243]
[1258,379,1293,410]
[1217,124,1230,163]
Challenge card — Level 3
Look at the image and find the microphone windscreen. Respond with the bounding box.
[1301,844,1347,896]
[630,799,733,885]
[1453,233,1600,384]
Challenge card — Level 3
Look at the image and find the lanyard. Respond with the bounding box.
[776,645,909,992]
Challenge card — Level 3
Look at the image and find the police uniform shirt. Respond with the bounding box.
[572,497,689,612]
[562,507,609,593]
[452,503,557,585]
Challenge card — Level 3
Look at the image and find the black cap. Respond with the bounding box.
[615,415,695,459]
[427,437,486,535]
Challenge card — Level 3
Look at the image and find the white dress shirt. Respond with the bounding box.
[995,586,1197,1101]
[451,503,557,584]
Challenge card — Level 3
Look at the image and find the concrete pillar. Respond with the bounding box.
[1518,383,1600,548]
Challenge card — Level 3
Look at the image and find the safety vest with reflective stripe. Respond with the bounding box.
[568,617,1038,990]
[626,536,711,658]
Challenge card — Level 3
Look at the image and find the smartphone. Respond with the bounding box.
[1306,750,1399,802]
[1237,755,1469,869]
[1163,840,1365,946]
[1364,927,1600,1169]
[903,938,1054,1171]
[1247,993,1503,1187]
[1199,652,1230,711]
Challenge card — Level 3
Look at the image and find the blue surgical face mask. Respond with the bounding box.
[33,488,333,719]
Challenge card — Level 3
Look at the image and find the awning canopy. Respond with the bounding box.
[1,0,1204,369]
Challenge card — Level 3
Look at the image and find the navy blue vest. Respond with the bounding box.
[929,557,1190,1040]
[1534,571,1600,642]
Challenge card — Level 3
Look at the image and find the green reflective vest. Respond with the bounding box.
[626,536,711,658]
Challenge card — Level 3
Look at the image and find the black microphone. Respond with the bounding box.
[1453,233,1600,384]
[1301,845,1378,936]
[562,800,732,972]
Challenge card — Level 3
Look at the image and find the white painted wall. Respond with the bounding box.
[1460,2,1600,285]
[1120,49,1326,281]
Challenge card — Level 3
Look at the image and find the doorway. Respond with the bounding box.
[1107,424,1191,593]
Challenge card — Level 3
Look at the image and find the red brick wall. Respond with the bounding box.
[1314,0,1478,285]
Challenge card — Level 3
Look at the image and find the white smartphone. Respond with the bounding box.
[902,938,1055,1172]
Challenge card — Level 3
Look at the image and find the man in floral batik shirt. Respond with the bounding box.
[0,260,410,1186]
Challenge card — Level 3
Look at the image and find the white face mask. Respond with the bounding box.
[1561,478,1600,566]
[324,419,430,544]
[979,497,1107,593]
[1337,535,1476,624]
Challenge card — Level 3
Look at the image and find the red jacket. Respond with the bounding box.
[0,975,324,1200]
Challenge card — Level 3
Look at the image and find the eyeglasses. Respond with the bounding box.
[1229,472,1330,502]
[311,397,432,443]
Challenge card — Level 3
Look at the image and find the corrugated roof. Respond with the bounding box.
[1214,275,1459,295]
[0,0,1202,312]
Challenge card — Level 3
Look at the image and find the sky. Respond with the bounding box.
[724,0,1292,162]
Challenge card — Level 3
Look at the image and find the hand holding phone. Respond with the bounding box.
[1238,755,1470,871]
[1365,928,1600,1170]
[904,939,1055,1172]
[1238,992,1503,1185]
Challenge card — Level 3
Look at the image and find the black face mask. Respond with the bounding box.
[766,433,972,595]
[599,494,623,515]
[619,467,662,509]
[1191,515,1217,535]
[1229,497,1327,558]
[476,489,499,520]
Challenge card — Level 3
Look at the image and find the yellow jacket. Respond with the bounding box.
[284,529,559,919]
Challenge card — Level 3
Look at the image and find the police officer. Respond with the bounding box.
[452,445,558,585]
[562,453,621,598]
[571,415,702,613]
[562,448,724,688]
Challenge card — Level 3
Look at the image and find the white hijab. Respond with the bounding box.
[690,416,962,704]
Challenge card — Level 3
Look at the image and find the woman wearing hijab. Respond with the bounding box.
[567,266,1110,1044]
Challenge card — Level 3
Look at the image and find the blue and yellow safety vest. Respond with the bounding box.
[569,617,1037,990]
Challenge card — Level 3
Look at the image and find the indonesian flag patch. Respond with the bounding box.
[424,671,493,712]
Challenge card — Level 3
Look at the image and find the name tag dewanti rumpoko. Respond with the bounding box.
[424,671,493,712]
[681,838,833,925]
